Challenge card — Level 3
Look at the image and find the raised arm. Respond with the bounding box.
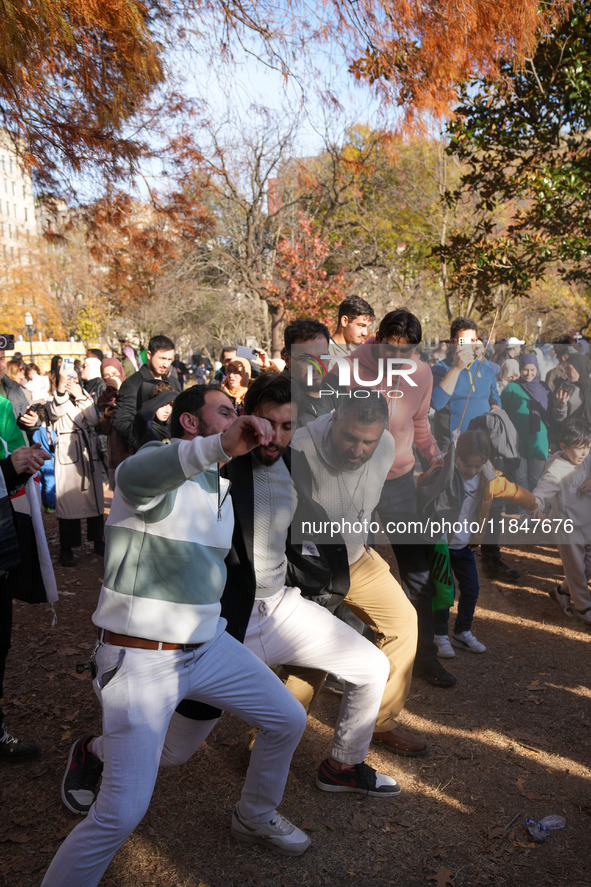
[117,415,273,507]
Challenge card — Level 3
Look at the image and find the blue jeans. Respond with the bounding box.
[433,546,480,635]
[515,456,546,493]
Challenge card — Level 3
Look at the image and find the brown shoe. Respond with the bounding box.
[372,726,429,757]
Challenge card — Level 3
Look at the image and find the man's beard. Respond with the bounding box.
[334,452,369,471]
[251,443,286,466]
[292,370,323,393]
[196,417,220,438]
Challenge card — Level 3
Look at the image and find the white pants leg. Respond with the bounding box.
[243,586,389,764]
[41,623,306,887]
[160,712,220,766]
[558,543,591,613]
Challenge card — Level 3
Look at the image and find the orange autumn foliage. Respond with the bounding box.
[0,1,573,195]
[342,0,571,122]
[188,0,571,123]
[81,187,213,312]
[266,212,349,324]
[0,0,163,188]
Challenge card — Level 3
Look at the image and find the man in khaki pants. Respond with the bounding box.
[291,395,425,756]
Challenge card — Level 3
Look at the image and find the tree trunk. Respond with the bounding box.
[267,300,285,358]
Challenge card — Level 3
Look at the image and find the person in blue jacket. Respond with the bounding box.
[430,317,519,582]
[430,317,501,452]
[30,404,56,512]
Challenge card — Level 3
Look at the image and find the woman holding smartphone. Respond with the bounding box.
[548,353,591,447]
[47,366,104,566]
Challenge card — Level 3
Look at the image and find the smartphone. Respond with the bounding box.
[62,357,75,377]
[457,337,473,346]
[558,381,575,398]
[236,345,259,361]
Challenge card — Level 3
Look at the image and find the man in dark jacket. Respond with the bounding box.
[0,349,40,435]
[281,319,343,427]
[169,373,402,797]
[1,427,51,761]
[111,335,180,456]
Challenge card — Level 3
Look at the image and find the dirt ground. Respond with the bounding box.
[1,502,590,887]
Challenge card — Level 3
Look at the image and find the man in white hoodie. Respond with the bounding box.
[532,418,591,624]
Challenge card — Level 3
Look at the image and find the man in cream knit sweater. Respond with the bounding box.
[291,395,423,757]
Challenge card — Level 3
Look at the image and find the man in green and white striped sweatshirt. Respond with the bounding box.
[42,387,311,887]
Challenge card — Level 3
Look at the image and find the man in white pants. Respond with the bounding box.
[164,373,398,796]
[42,387,310,887]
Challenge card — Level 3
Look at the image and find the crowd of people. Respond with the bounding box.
[1,297,590,885]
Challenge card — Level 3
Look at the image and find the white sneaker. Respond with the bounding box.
[549,585,574,617]
[574,607,591,626]
[434,634,455,659]
[452,630,487,653]
[231,806,311,856]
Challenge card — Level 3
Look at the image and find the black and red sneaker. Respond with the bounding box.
[61,735,103,814]
[315,759,401,797]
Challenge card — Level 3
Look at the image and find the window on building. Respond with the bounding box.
[24,208,28,222]
[11,182,15,195]
[9,158,13,173]
[1,158,4,172]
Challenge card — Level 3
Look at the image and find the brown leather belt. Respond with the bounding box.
[100,629,202,651]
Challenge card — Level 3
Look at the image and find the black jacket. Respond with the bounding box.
[176,446,349,722]
[220,447,349,642]
[0,456,25,574]
[0,457,48,602]
[112,364,180,452]
[284,369,344,428]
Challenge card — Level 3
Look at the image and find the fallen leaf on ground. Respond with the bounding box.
[486,827,507,839]
[429,867,455,887]
[0,833,32,843]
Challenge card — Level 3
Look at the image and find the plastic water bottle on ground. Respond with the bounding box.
[525,815,566,842]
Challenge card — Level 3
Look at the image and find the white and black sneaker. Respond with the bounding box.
[549,585,574,617]
[61,736,103,814]
[574,606,591,626]
[0,723,41,763]
[231,806,310,856]
[434,634,456,659]
[316,759,401,797]
[452,630,487,653]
